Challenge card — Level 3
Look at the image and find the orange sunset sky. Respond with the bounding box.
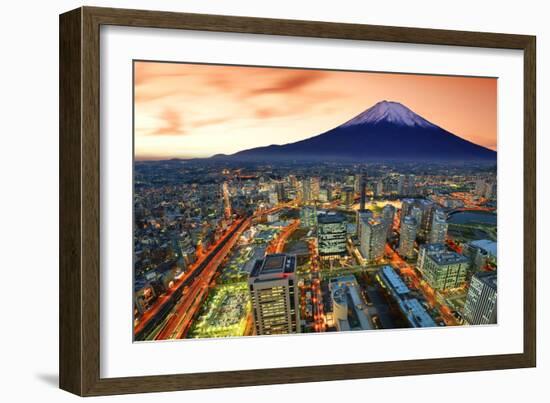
[134,61,497,160]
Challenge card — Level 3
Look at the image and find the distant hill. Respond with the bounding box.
[212,100,496,163]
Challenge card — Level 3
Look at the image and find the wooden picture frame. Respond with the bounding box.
[59,6,536,396]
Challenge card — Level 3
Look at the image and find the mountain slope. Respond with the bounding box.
[217,100,496,163]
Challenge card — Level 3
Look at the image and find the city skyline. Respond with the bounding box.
[133,62,498,342]
[134,62,497,160]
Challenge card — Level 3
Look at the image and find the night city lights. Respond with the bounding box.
[132,62,498,341]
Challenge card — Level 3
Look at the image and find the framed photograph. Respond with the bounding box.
[59,6,536,396]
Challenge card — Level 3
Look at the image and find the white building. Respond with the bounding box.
[248,254,301,335]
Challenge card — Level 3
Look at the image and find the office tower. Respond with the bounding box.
[429,210,448,244]
[248,254,301,335]
[375,180,384,197]
[275,180,286,202]
[354,173,363,193]
[319,188,329,202]
[397,175,405,195]
[300,206,317,228]
[329,275,372,331]
[410,206,423,230]
[268,190,278,206]
[359,217,386,262]
[406,175,416,195]
[399,215,417,259]
[317,213,347,258]
[311,176,321,200]
[302,178,312,202]
[400,198,416,222]
[417,199,435,237]
[417,243,469,290]
[463,271,497,325]
[222,181,232,219]
[382,204,396,239]
[356,209,373,238]
[342,186,355,208]
[359,176,367,211]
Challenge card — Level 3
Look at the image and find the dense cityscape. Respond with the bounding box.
[133,160,497,340]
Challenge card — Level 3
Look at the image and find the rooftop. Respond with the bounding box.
[470,239,497,257]
[250,253,296,278]
[318,213,345,225]
[474,271,498,290]
[380,265,410,295]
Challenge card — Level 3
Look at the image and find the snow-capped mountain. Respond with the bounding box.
[213,100,496,163]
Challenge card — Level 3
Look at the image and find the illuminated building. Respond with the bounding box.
[398,215,417,259]
[463,239,497,273]
[356,209,373,238]
[381,204,396,239]
[222,181,232,219]
[311,176,321,200]
[417,243,469,290]
[248,254,300,335]
[375,180,384,197]
[268,190,279,206]
[359,175,367,210]
[429,209,448,244]
[463,271,497,325]
[317,213,347,258]
[302,178,312,202]
[328,275,372,331]
[359,217,385,262]
[300,206,317,228]
[342,186,354,208]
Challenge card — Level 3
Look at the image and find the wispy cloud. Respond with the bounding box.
[151,108,186,136]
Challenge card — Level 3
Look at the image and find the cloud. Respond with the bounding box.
[151,108,186,136]
[248,70,327,96]
[191,117,230,128]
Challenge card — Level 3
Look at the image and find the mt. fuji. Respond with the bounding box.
[214,101,496,163]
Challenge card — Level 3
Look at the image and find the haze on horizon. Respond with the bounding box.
[134,61,497,161]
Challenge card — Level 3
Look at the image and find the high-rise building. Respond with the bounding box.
[268,190,278,206]
[274,181,286,202]
[342,186,355,208]
[381,204,396,239]
[248,254,301,335]
[222,181,232,219]
[399,215,417,259]
[410,206,423,230]
[429,210,448,244]
[398,175,416,195]
[300,206,317,228]
[375,180,384,197]
[463,271,497,325]
[417,199,435,237]
[475,179,487,197]
[400,198,416,222]
[358,174,367,211]
[302,178,312,202]
[359,217,386,262]
[317,213,347,258]
[311,177,321,200]
[417,243,469,290]
[356,209,373,238]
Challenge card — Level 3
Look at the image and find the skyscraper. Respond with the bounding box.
[359,175,367,211]
[311,176,321,200]
[463,271,497,325]
[342,186,354,208]
[302,178,312,202]
[359,217,386,262]
[399,215,417,259]
[429,210,448,244]
[381,204,396,239]
[248,254,301,335]
[317,213,347,258]
[300,206,317,228]
[356,209,373,238]
[222,181,232,219]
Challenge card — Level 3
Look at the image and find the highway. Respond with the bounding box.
[134,218,247,340]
